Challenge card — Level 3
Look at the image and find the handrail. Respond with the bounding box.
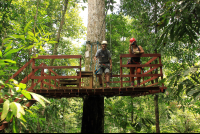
[33,55,81,59]
[120,53,164,88]
[120,53,161,58]
[31,55,82,88]
[0,59,34,90]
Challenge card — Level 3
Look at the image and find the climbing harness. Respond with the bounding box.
[95,64,109,75]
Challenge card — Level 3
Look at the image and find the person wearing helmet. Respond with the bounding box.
[129,38,144,87]
[94,41,112,88]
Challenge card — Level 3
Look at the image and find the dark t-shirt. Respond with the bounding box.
[95,49,111,64]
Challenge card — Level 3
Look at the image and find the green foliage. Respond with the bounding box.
[1,0,200,133]
[21,98,83,133]
[1,0,86,132]
[0,81,50,133]
[157,0,200,44]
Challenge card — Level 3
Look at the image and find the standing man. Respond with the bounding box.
[94,41,112,88]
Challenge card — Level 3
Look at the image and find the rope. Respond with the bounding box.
[90,43,93,71]
[89,41,99,71]
[95,41,99,81]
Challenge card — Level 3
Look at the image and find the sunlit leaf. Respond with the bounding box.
[18,113,26,122]
[18,83,26,90]
[25,109,33,114]
[9,102,18,116]
[30,93,46,107]
[4,47,24,58]
[0,80,5,85]
[3,59,16,64]
[4,41,13,53]
[0,50,2,58]
[1,100,10,121]
[10,34,25,40]
[40,45,45,51]
[30,92,50,104]
[21,90,32,100]
[6,111,13,122]
[2,38,13,44]
[47,41,58,44]
[24,20,33,33]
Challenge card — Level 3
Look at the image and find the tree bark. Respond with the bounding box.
[81,0,105,133]
[81,96,104,133]
[50,0,69,66]
[154,95,160,133]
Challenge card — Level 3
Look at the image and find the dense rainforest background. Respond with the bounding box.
[0,0,200,133]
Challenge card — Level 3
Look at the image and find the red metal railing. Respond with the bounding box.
[119,53,165,92]
[0,55,82,101]
[31,55,82,89]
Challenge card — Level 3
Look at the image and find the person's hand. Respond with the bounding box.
[134,51,140,54]
[110,65,112,70]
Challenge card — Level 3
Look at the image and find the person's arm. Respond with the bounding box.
[134,46,144,54]
[138,46,144,54]
[94,56,97,62]
[129,43,132,54]
[94,50,99,63]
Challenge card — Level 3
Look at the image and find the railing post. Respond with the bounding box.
[31,59,35,89]
[159,56,164,92]
[79,58,81,89]
[49,71,51,89]
[150,63,154,84]
[120,56,123,88]
[40,63,44,89]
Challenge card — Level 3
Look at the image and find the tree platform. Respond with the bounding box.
[31,86,164,98]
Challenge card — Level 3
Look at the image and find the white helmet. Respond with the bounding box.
[101,41,107,45]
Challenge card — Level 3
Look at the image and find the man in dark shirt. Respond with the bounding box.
[94,41,112,88]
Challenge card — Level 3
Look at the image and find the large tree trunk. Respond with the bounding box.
[81,0,105,133]
[81,96,104,133]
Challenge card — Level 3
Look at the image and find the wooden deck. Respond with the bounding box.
[32,86,165,98]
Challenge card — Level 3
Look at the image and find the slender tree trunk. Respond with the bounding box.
[81,0,105,133]
[50,0,69,66]
[154,1,160,133]
[154,95,160,133]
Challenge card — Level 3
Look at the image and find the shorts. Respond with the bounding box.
[97,64,110,75]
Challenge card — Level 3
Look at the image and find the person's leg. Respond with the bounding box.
[99,75,102,86]
[136,67,141,86]
[97,68,103,87]
[105,68,110,87]
[130,67,135,86]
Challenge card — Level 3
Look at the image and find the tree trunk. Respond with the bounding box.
[154,95,160,133]
[81,0,105,133]
[50,0,69,66]
[81,96,104,133]
[154,1,160,133]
